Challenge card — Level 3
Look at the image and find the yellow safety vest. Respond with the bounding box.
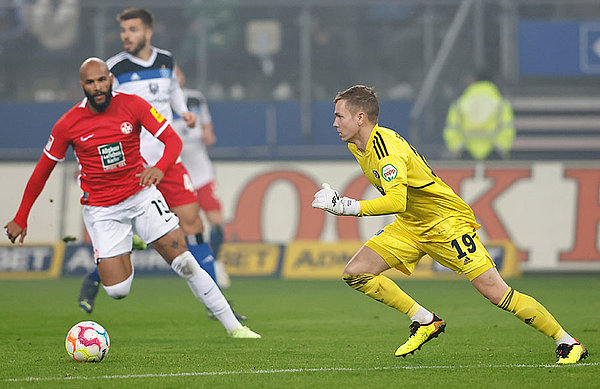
[443,81,515,160]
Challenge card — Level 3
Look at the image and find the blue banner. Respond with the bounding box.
[519,20,600,75]
[62,243,176,277]
[0,243,64,279]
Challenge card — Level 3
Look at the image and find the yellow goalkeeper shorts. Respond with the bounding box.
[365,220,495,281]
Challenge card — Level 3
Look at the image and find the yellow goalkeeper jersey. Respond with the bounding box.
[349,124,480,241]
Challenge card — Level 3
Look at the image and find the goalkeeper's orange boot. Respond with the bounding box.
[556,340,588,364]
[395,314,446,357]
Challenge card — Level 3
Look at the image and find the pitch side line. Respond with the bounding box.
[4,363,599,383]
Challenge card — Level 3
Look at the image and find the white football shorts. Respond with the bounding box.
[82,186,180,262]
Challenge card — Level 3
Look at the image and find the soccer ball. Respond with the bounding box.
[65,321,110,362]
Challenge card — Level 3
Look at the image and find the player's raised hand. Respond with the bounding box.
[5,220,27,246]
[312,183,344,215]
[138,167,165,187]
[312,183,361,216]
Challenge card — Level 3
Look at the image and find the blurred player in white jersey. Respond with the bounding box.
[77,8,244,320]
[172,65,230,288]
[5,58,259,339]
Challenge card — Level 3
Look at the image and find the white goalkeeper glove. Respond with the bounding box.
[311,183,361,216]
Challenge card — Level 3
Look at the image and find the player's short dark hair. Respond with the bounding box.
[117,8,154,28]
[334,85,379,122]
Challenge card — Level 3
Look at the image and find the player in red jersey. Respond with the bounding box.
[77,9,248,321]
[4,58,260,339]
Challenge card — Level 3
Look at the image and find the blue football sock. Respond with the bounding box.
[89,267,101,283]
[186,241,218,285]
[209,224,224,259]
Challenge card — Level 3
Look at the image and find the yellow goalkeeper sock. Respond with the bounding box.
[343,274,420,316]
[497,287,565,341]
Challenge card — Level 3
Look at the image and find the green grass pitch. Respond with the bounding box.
[1,275,598,388]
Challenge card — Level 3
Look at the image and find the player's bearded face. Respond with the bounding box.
[125,36,147,56]
[120,19,150,56]
[84,83,113,113]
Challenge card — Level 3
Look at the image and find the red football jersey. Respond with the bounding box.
[44,92,170,206]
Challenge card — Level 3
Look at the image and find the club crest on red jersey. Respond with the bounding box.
[120,121,133,134]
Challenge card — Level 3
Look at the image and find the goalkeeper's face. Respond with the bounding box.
[333,99,361,143]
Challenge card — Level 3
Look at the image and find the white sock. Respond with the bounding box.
[556,332,577,346]
[171,251,241,333]
[410,306,434,324]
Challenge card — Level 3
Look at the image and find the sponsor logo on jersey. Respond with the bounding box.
[120,121,133,134]
[80,134,94,142]
[45,135,54,151]
[372,170,380,179]
[150,107,165,123]
[130,72,141,81]
[98,142,126,170]
[381,164,398,182]
[149,82,159,94]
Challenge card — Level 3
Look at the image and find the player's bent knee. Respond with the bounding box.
[343,273,375,292]
[342,263,362,277]
[102,272,134,299]
[171,251,200,279]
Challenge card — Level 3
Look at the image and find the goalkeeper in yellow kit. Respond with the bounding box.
[312,85,587,364]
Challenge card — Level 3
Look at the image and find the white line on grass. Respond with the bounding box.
[4,363,599,383]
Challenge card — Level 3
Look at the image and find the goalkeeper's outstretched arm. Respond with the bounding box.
[358,184,407,216]
[312,182,407,217]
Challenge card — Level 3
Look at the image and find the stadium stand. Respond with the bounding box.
[511,93,600,159]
